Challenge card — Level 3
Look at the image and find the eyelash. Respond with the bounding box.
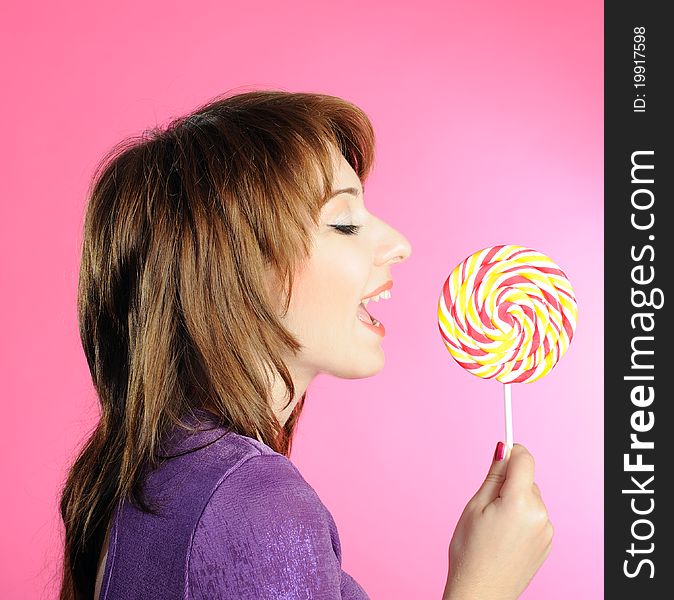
[331,224,361,235]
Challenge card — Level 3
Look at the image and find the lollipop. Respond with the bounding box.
[437,244,578,448]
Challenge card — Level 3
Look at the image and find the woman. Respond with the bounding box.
[59,90,553,599]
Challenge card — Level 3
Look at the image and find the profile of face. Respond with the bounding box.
[278,149,412,386]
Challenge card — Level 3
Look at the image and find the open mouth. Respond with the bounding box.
[357,285,391,330]
[357,301,381,327]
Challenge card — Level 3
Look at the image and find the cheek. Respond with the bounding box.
[293,245,367,327]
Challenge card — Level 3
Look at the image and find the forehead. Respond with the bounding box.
[319,149,364,210]
[325,153,362,199]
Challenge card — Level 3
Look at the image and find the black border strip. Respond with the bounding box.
[605,3,673,596]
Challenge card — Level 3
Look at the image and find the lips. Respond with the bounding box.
[358,280,392,326]
[361,280,393,302]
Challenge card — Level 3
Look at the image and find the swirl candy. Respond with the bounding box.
[437,244,577,383]
[437,245,578,447]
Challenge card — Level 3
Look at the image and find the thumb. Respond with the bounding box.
[471,441,510,508]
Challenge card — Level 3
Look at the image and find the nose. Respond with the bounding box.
[376,224,412,266]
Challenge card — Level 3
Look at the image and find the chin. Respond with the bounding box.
[334,351,385,380]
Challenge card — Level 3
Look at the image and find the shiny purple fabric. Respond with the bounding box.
[99,409,370,599]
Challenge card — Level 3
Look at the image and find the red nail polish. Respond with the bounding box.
[494,441,506,461]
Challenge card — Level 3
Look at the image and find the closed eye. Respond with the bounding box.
[330,224,361,235]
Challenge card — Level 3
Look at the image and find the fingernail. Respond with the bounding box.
[493,441,506,461]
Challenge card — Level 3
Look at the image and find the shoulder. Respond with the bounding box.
[186,452,344,599]
[174,424,328,520]
[197,450,334,539]
[184,430,321,511]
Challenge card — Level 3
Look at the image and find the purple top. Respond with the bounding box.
[98,408,370,599]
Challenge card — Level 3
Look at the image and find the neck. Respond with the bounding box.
[270,359,317,427]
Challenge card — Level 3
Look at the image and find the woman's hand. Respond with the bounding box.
[442,443,554,600]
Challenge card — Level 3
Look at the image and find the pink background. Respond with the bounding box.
[1,1,603,598]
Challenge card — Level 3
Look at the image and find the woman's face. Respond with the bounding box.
[280,151,412,384]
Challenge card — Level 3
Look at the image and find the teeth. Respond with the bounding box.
[362,289,391,306]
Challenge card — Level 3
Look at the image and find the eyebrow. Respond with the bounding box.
[328,186,364,199]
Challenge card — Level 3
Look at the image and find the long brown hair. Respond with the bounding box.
[59,89,376,599]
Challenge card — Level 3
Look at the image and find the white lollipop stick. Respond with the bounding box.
[503,383,513,450]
